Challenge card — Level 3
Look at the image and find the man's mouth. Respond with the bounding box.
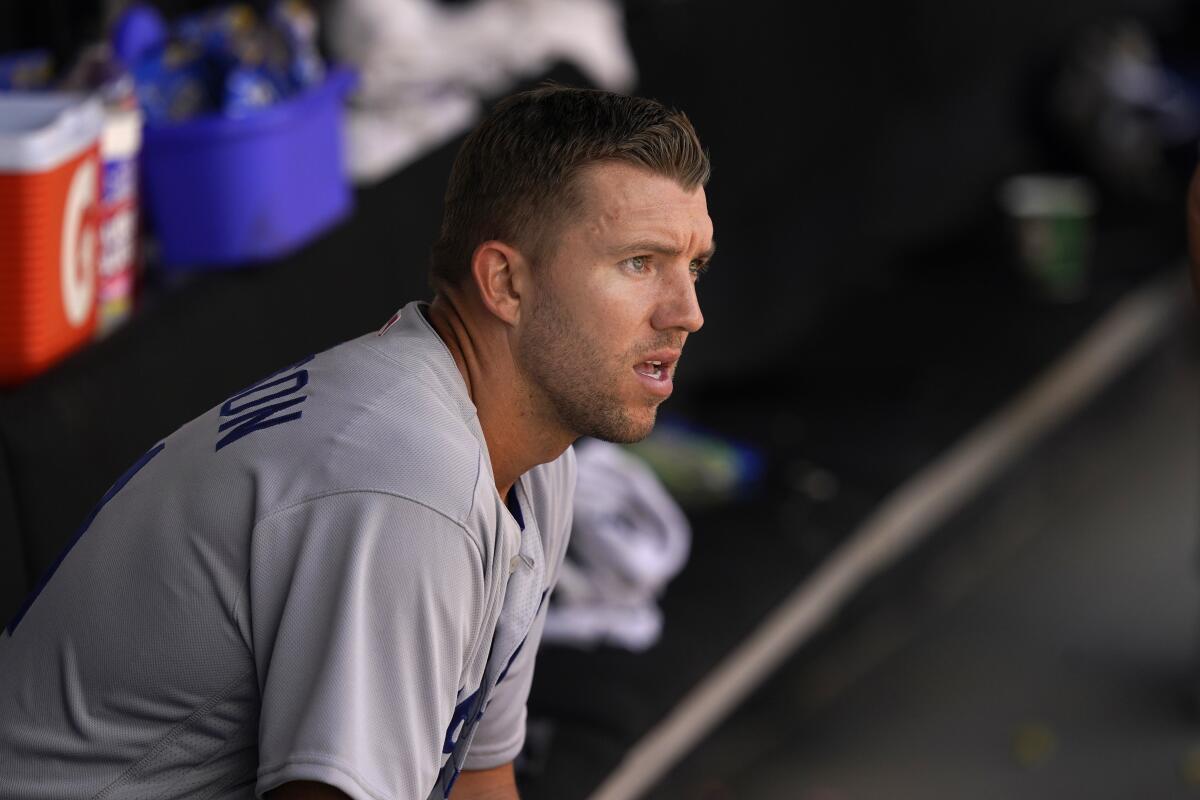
[635,360,666,380]
[632,352,680,396]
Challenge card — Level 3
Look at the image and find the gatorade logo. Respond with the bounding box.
[60,158,98,328]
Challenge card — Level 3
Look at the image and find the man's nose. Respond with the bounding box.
[651,270,704,334]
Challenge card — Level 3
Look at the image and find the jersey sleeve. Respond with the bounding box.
[462,448,577,771]
[249,491,487,800]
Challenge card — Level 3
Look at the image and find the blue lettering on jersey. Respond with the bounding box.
[215,355,314,451]
[438,687,484,797]
[435,589,549,795]
[443,689,482,755]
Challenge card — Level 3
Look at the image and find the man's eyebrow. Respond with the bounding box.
[612,240,717,259]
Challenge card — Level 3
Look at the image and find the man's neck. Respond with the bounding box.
[425,293,572,498]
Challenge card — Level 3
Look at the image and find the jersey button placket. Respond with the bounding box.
[506,521,522,573]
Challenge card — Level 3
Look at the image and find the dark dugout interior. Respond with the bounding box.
[0,1,1195,797]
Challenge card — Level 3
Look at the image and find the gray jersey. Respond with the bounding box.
[0,301,575,800]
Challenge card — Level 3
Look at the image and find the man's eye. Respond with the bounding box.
[689,259,710,279]
[623,256,649,273]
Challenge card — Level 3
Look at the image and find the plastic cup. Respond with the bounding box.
[998,174,1098,302]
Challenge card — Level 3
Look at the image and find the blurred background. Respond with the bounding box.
[1,0,1198,797]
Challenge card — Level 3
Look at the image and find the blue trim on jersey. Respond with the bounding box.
[505,487,524,531]
[5,442,167,636]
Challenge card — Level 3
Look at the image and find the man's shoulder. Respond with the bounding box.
[305,349,487,526]
[216,321,487,528]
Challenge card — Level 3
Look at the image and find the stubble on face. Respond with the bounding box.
[511,161,709,446]
[516,284,663,444]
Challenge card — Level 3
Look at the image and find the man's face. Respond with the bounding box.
[514,161,713,443]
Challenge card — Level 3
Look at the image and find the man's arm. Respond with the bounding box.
[267,764,519,800]
[450,763,520,800]
[251,495,486,798]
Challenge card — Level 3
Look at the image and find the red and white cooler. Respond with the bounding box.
[0,93,104,385]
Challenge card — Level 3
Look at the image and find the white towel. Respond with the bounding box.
[327,0,638,183]
[545,439,691,651]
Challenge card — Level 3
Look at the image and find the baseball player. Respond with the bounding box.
[0,85,713,800]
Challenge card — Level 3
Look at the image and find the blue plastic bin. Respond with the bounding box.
[140,67,356,268]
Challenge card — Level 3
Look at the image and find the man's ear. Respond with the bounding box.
[470,240,527,325]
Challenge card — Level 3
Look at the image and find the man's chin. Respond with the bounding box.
[585,407,658,445]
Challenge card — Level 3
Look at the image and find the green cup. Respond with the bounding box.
[999,175,1098,302]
